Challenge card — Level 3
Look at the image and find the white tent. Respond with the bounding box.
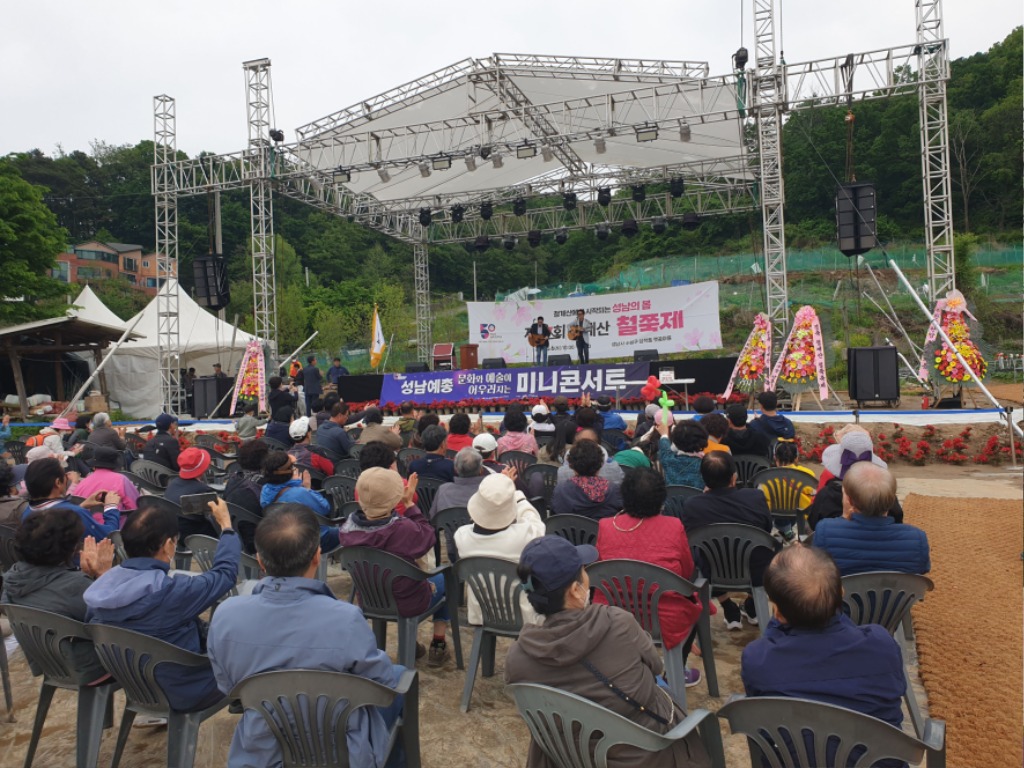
[68,285,130,332]
[105,281,255,418]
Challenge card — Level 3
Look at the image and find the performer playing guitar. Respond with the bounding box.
[525,316,552,366]
[568,309,592,364]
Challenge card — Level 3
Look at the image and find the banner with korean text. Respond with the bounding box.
[380,363,650,405]
[467,281,721,364]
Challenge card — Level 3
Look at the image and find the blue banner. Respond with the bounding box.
[380,363,650,405]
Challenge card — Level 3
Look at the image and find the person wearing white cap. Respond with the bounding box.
[454,473,545,626]
[472,433,507,474]
[529,403,555,436]
[287,416,334,477]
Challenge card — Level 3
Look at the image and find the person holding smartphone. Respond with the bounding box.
[164,447,219,540]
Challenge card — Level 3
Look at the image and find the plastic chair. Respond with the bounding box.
[663,485,703,519]
[545,514,599,546]
[717,695,946,767]
[5,439,27,465]
[230,668,421,768]
[842,571,935,738]
[338,500,362,520]
[129,460,175,489]
[500,450,537,484]
[396,448,427,478]
[124,434,147,457]
[226,502,264,532]
[732,454,771,487]
[687,523,779,637]
[347,426,363,441]
[347,443,364,460]
[338,546,463,670]
[587,559,718,708]
[261,437,290,451]
[87,624,229,768]
[752,468,818,539]
[184,534,239,602]
[332,457,362,481]
[508,682,726,768]
[431,506,471,565]
[0,523,19,572]
[119,470,166,496]
[108,530,129,564]
[455,557,525,712]
[411,476,445,518]
[322,475,357,514]
[523,464,558,516]
[3,605,117,768]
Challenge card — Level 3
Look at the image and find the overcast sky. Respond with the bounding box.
[2,0,1019,158]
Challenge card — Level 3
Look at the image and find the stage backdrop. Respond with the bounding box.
[467,282,721,364]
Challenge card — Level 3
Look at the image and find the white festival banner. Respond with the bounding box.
[467,282,722,364]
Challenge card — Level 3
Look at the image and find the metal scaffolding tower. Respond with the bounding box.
[244,58,279,360]
[152,95,181,413]
[916,0,955,298]
[752,0,790,354]
[413,238,431,363]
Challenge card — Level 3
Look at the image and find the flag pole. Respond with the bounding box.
[380,332,395,373]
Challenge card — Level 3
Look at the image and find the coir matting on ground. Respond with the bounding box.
[903,492,1023,768]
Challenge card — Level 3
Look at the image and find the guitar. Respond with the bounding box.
[527,333,548,348]
[568,325,584,341]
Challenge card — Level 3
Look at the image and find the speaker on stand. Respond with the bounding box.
[836,184,878,257]
[193,253,230,310]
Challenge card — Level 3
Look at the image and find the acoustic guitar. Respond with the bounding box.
[527,333,549,348]
[567,325,584,341]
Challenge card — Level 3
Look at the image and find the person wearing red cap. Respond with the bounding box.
[164,447,218,540]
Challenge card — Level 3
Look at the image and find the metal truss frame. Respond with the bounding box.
[152,95,181,414]
[413,239,431,362]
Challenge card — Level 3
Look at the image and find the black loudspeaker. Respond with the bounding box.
[836,183,878,257]
[847,346,899,406]
[482,358,507,369]
[193,376,234,418]
[193,253,230,310]
[633,349,660,363]
[405,363,429,373]
[548,354,573,366]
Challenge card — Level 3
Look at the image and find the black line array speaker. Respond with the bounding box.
[633,349,660,363]
[836,183,878,257]
[548,354,573,366]
[482,357,507,369]
[405,362,430,373]
[847,346,899,405]
[193,253,230,310]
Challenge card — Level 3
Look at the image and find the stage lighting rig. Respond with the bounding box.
[563,192,577,211]
[594,138,607,154]
[418,208,432,226]
[679,122,692,142]
[418,163,431,178]
[622,219,639,237]
[269,128,285,142]
[480,201,493,220]
[597,187,612,206]
[332,168,351,184]
[503,235,517,250]
[465,156,477,172]
[635,125,658,142]
[733,46,749,70]
[376,166,391,183]
[669,177,685,198]
[554,228,568,245]
[516,144,537,159]
[450,205,465,223]
[632,185,646,203]
[541,146,554,162]
[527,230,542,247]
[652,217,667,234]
[595,223,610,241]
[431,155,452,171]
[474,235,490,252]
[513,198,527,216]
[682,212,701,230]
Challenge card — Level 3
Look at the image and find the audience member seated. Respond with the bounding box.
[748,391,796,442]
[551,439,623,520]
[341,467,453,667]
[71,447,140,512]
[13,445,57,490]
[555,429,623,486]
[315,402,355,458]
[611,438,658,471]
[264,406,296,447]
[428,447,488,521]
[446,413,475,452]
[595,468,704,687]
[763,441,816,542]
[164,447,219,541]
[287,416,334,476]
[473,433,508,474]
[1,509,114,682]
[497,409,539,457]
[454,473,545,625]
[234,404,265,441]
[358,441,417,515]
[142,413,181,470]
[505,536,712,768]
[814,463,930,575]
[23,458,120,541]
[530,403,555,438]
[721,404,771,458]
[259,451,338,551]
[316,392,341,431]
[632,402,661,442]
[67,415,92,449]
[595,395,628,433]
[411,413,441,449]
[208,504,407,768]
[701,413,732,455]
[0,462,27,526]
[84,496,239,712]
[223,439,269,552]
[656,419,707,489]
[681,452,775,630]
[356,408,403,451]
[570,406,603,442]
[408,425,455,482]
[395,401,421,445]
[691,395,718,421]
[549,395,572,427]
[806,427,903,531]
[741,545,906,732]
[87,412,127,453]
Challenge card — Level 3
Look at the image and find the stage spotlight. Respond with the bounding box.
[635,125,659,142]
[465,156,477,172]
[480,146,492,160]
[597,187,612,206]
[594,138,607,154]
[622,218,639,237]
[595,223,610,241]
[527,229,542,247]
[682,212,701,230]
[450,205,465,223]
[669,177,685,198]
[503,235,517,250]
[333,167,351,184]
[377,167,391,183]
[632,184,646,203]
[492,153,504,169]
[516,144,537,159]
[652,216,667,234]
[513,198,527,216]
[432,155,452,171]
[563,192,577,211]
[733,46,749,70]
[554,228,568,245]
[541,146,554,162]
[480,201,493,220]
[679,122,692,142]
[269,128,285,142]
[418,208,432,226]
[474,235,490,252]
[418,163,431,178]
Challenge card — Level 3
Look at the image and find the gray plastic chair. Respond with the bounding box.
[396,447,427,477]
[752,468,818,539]
[523,464,559,515]
[108,530,129,565]
[663,485,703,518]
[129,460,175,489]
[4,605,117,768]
[339,546,463,670]
[455,557,525,712]
[732,454,771,487]
[500,450,537,488]
[261,437,290,451]
[508,682,726,768]
[119,470,165,495]
[842,571,935,738]
[184,535,241,605]
[545,513,599,546]
[5,439,27,465]
[338,500,362,520]
[718,694,946,767]
[431,506,471,565]
[230,668,421,768]
[322,475,358,514]
[87,623,229,768]
[687,523,779,637]
[410,476,445,518]
[587,559,718,708]
[347,443,364,460]
[332,457,362,480]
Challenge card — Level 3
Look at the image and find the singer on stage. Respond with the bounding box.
[568,309,592,365]
[525,316,552,366]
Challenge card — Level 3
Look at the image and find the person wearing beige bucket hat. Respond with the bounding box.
[454,473,545,626]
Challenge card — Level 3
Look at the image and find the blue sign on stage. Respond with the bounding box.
[380,363,650,404]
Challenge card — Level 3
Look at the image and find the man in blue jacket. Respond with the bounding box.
[813,462,930,576]
[208,504,406,768]
[314,402,355,458]
[84,496,240,711]
[23,458,120,541]
[748,391,796,442]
